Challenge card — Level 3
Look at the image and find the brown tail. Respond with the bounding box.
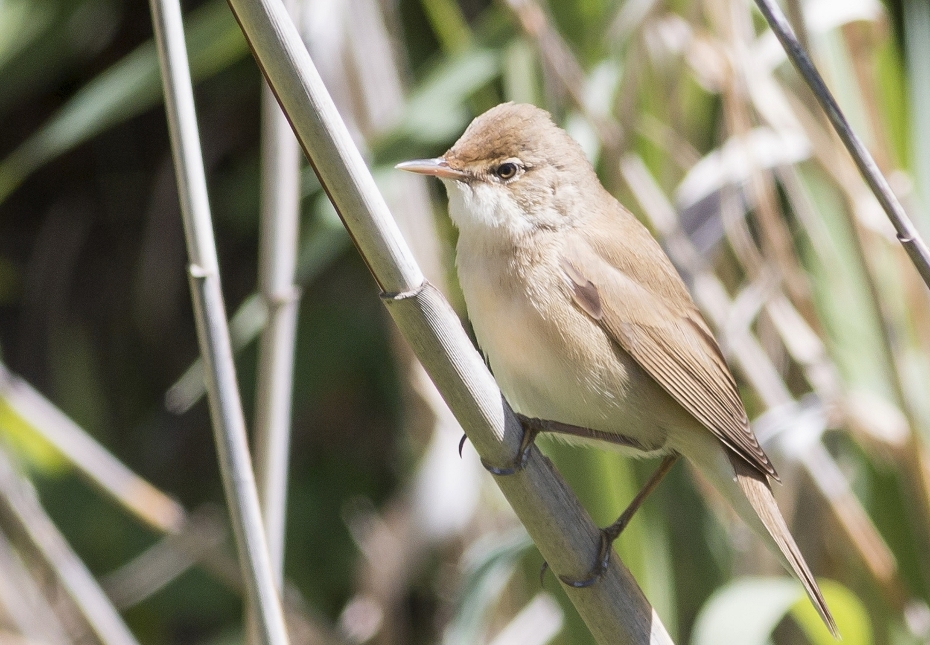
[729,451,839,638]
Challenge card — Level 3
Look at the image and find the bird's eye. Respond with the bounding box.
[495,162,518,180]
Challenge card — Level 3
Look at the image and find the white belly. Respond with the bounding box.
[456,239,680,455]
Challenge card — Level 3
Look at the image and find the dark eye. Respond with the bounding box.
[495,162,518,180]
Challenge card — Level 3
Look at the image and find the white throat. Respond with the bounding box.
[441,179,534,245]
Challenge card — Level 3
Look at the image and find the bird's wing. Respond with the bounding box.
[560,235,777,480]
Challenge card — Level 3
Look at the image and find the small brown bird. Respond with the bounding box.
[398,102,836,635]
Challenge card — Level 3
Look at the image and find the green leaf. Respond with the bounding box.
[791,580,871,645]
[692,577,801,645]
[0,396,67,473]
[396,48,500,145]
[0,0,248,203]
[442,529,533,645]
[420,0,472,54]
[691,577,870,645]
[0,0,53,71]
[502,38,539,105]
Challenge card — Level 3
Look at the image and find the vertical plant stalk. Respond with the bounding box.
[0,445,140,645]
[223,0,673,642]
[773,3,930,585]
[253,0,302,587]
[714,0,811,316]
[147,0,289,642]
[904,0,930,227]
[753,0,930,289]
[619,154,903,601]
[247,5,303,643]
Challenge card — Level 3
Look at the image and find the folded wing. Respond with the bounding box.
[560,235,777,480]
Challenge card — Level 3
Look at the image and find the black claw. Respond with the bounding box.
[538,533,611,590]
[458,434,467,458]
[480,457,523,476]
[479,416,539,476]
[560,574,600,588]
[557,531,612,589]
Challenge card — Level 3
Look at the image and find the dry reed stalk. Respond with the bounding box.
[148,0,289,639]
[221,0,675,640]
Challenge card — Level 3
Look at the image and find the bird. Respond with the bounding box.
[397,102,836,635]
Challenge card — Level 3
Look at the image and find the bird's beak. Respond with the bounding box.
[395,157,467,180]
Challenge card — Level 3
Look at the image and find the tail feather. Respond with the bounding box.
[728,451,839,638]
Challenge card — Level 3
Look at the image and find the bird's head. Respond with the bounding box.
[397,103,598,237]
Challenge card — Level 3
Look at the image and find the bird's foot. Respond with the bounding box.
[478,414,542,476]
[559,529,615,588]
[546,454,680,588]
[538,526,618,588]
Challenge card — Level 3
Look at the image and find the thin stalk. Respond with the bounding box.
[753,0,930,290]
[147,0,288,642]
[166,218,347,414]
[620,153,905,605]
[904,0,930,231]
[223,0,672,641]
[254,14,302,588]
[0,366,342,642]
[505,0,624,158]
[102,507,227,610]
[0,362,185,534]
[247,7,303,643]
[0,445,140,645]
[839,189,930,592]
[0,528,71,645]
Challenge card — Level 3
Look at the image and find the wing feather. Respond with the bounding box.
[562,237,777,480]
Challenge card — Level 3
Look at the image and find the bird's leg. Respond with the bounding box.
[559,453,680,588]
[474,414,647,474]
[527,418,647,451]
[471,415,678,586]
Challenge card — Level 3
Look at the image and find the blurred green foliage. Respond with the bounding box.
[0,0,927,643]
[0,0,406,637]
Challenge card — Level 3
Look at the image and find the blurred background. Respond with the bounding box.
[1,0,929,643]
